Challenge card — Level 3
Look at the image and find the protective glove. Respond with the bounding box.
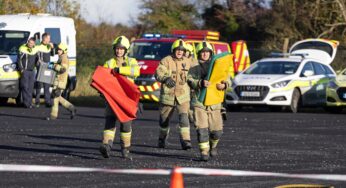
[164,77,176,88]
[48,63,54,70]
[199,80,210,88]
[59,67,66,74]
[113,67,120,73]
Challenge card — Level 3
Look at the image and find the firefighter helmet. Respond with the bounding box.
[57,43,68,53]
[112,36,130,50]
[196,41,213,55]
[171,39,186,53]
[186,43,194,53]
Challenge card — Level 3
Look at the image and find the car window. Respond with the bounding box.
[300,62,315,77]
[322,64,334,75]
[128,41,171,60]
[244,61,300,75]
[0,30,30,55]
[312,62,326,75]
[44,28,61,45]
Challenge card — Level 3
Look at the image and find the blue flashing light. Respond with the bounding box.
[141,33,187,39]
[142,33,162,38]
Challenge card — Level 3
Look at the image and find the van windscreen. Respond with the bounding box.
[0,31,30,55]
[128,42,171,60]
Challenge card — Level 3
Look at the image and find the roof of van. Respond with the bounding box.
[0,14,74,31]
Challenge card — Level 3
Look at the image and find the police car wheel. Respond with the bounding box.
[226,104,242,112]
[268,106,283,112]
[324,106,343,114]
[0,97,8,105]
[62,89,71,100]
[290,88,301,113]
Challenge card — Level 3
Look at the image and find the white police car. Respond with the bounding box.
[226,39,338,113]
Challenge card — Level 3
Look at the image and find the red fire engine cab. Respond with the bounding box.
[128,30,250,102]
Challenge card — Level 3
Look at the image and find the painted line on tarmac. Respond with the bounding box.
[0,164,171,175]
[179,168,346,181]
[1,164,346,181]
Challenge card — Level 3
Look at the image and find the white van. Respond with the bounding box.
[0,13,77,105]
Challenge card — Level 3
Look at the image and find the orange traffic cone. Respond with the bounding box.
[170,167,184,188]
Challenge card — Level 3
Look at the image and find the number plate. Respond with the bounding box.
[241,91,260,97]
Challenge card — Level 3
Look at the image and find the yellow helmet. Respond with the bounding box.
[185,43,194,53]
[196,41,213,55]
[171,39,186,53]
[57,43,68,53]
[112,36,130,50]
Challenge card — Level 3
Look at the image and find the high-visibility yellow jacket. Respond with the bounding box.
[103,56,140,82]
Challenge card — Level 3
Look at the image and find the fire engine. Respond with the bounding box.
[128,30,250,102]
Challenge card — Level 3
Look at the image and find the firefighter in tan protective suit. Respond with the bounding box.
[46,43,76,120]
[99,36,140,160]
[187,41,231,161]
[155,39,192,150]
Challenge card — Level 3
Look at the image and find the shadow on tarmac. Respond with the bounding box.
[0,145,100,160]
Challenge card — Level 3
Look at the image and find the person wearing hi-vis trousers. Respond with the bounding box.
[155,39,192,150]
[46,43,76,120]
[187,41,231,161]
[99,36,140,160]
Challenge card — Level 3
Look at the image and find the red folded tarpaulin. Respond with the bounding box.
[91,66,140,123]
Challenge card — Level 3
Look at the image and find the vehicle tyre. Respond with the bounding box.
[62,88,71,100]
[226,104,242,112]
[0,97,9,105]
[290,88,301,113]
[324,106,343,114]
[268,106,283,112]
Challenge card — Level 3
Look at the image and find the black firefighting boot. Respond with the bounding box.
[158,138,167,148]
[158,127,169,148]
[45,116,57,121]
[180,140,192,150]
[200,154,210,162]
[99,143,112,158]
[100,130,115,159]
[121,147,132,160]
[210,147,218,157]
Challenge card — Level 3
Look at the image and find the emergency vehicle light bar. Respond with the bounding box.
[142,33,187,39]
[269,52,308,58]
[171,30,220,40]
[142,34,162,38]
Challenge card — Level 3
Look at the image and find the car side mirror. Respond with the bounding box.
[303,70,314,77]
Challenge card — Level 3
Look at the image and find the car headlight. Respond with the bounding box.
[271,80,291,88]
[328,81,338,89]
[3,63,17,72]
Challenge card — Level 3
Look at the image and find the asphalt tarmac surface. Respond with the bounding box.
[0,105,346,187]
